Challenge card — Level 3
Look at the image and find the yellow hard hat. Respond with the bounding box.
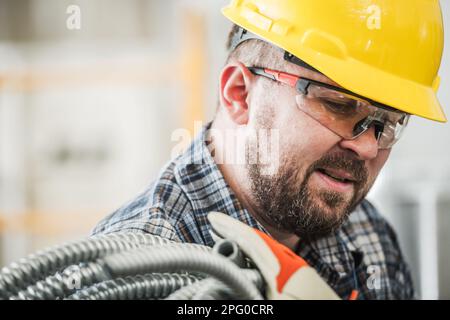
[222,0,446,122]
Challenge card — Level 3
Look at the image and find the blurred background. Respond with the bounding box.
[0,0,449,299]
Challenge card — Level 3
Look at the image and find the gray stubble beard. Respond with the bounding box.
[247,153,369,241]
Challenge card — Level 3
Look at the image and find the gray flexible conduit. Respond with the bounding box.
[0,233,168,298]
[0,232,191,299]
[166,278,231,300]
[67,273,201,300]
[102,245,264,300]
[11,262,109,300]
[165,271,263,300]
[191,279,233,300]
[0,232,265,300]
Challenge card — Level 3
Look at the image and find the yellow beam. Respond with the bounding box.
[0,211,107,237]
[0,62,177,92]
[180,8,207,135]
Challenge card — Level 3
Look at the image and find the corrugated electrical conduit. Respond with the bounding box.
[0,232,265,300]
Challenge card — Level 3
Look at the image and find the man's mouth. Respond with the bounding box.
[312,167,358,194]
[316,168,357,184]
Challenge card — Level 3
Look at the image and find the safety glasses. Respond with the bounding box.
[248,67,410,149]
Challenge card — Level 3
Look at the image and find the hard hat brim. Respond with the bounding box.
[304,52,448,123]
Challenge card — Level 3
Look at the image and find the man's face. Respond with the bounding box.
[245,63,391,240]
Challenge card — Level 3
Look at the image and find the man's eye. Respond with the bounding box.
[397,115,408,125]
[320,98,357,115]
[384,113,403,125]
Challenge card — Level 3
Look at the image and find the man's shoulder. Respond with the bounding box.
[91,160,193,240]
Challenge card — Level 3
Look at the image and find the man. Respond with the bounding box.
[92,0,446,299]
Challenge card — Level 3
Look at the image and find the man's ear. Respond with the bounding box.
[219,62,255,125]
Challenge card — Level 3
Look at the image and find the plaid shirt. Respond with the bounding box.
[92,123,415,300]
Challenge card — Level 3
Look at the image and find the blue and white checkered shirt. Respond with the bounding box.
[92,123,415,300]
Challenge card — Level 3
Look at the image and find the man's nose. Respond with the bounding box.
[338,126,379,160]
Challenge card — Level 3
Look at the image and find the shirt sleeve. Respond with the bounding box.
[90,206,181,243]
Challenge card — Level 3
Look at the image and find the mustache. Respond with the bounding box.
[307,152,369,185]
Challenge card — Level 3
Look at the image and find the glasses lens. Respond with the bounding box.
[377,114,410,149]
[295,84,409,149]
